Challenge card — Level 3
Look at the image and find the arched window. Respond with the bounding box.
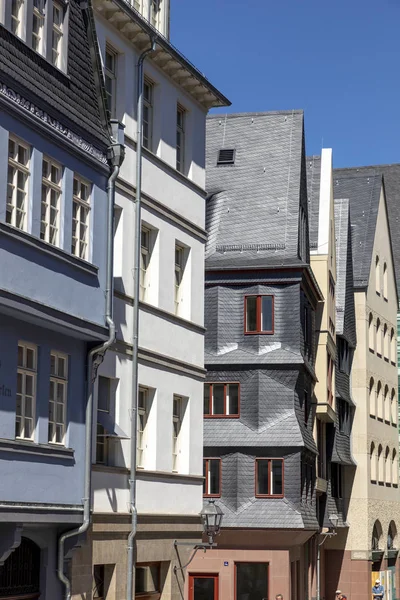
[370,442,377,482]
[383,263,388,299]
[377,382,383,420]
[0,537,40,598]
[392,449,398,486]
[388,521,397,550]
[369,378,376,417]
[385,447,390,485]
[384,324,389,360]
[369,313,374,351]
[378,444,384,483]
[372,520,383,550]
[376,319,382,356]
[391,389,397,425]
[384,385,390,422]
[391,329,396,365]
[376,256,381,294]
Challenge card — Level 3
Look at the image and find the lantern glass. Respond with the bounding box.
[201,500,223,544]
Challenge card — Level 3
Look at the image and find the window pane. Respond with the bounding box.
[17,345,23,367]
[203,384,210,415]
[271,460,283,495]
[193,578,216,600]
[212,384,224,415]
[209,460,220,495]
[228,384,239,415]
[98,376,110,412]
[261,296,273,331]
[246,296,257,332]
[256,460,269,495]
[236,563,268,600]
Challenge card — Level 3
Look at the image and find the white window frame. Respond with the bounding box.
[174,244,184,315]
[32,0,45,54]
[140,226,150,302]
[72,174,91,260]
[51,1,64,68]
[176,104,185,174]
[41,156,62,246]
[143,78,153,150]
[172,395,182,472]
[11,0,25,37]
[16,342,37,441]
[7,135,30,231]
[48,350,68,444]
[105,44,118,118]
[137,387,148,468]
[150,0,161,28]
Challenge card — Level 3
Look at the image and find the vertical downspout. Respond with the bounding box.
[57,160,121,600]
[126,40,156,600]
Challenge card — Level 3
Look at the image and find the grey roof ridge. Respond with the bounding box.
[256,409,300,434]
[335,162,400,171]
[207,109,304,119]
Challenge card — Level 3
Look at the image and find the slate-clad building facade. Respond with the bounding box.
[0,1,113,598]
[190,111,323,600]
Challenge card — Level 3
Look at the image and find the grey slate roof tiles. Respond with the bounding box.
[205,111,306,269]
[0,1,109,149]
[306,155,321,249]
[333,170,382,289]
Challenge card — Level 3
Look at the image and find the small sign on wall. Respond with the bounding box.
[224,561,229,566]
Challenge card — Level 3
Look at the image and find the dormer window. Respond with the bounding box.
[217,149,235,166]
[32,0,45,53]
[11,0,24,37]
[52,2,63,68]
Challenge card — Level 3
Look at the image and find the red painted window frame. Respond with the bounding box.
[255,458,284,498]
[244,295,274,335]
[189,573,219,600]
[203,382,240,418]
[203,457,222,498]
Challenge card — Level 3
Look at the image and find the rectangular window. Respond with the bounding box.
[140,226,150,301]
[203,458,221,497]
[93,565,104,600]
[136,563,160,596]
[338,338,350,374]
[52,2,63,68]
[143,79,153,150]
[172,395,182,472]
[174,244,184,315]
[137,387,148,467]
[304,389,310,425]
[204,383,239,417]
[96,376,111,464]
[331,463,343,499]
[236,563,268,600]
[11,0,24,36]
[176,105,185,173]
[72,175,91,260]
[32,0,45,53]
[7,136,30,231]
[16,342,37,440]
[105,45,117,118]
[41,157,62,245]
[245,295,274,334]
[304,304,310,351]
[150,0,161,28]
[317,420,326,479]
[48,351,68,444]
[327,353,333,405]
[255,458,284,497]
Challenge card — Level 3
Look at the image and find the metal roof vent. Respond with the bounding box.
[217,149,235,165]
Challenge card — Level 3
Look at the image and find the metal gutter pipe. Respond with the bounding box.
[126,39,156,600]
[57,159,121,600]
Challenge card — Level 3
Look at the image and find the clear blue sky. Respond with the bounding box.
[170,0,400,168]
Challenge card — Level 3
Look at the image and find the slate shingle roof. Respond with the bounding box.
[0,0,109,149]
[333,170,382,289]
[205,111,307,269]
[335,164,400,296]
[306,155,321,249]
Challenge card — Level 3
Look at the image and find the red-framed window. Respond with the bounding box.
[203,458,221,497]
[244,295,274,334]
[255,458,284,498]
[203,383,240,417]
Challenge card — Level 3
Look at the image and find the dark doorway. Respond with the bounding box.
[0,537,40,599]
[189,573,218,600]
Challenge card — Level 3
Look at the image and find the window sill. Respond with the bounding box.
[203,494,221,499]
[0,221,98,276]
[204,414,240,419]
[92,464,129,475]
[136,469,204,483]
[0,437,74,460]
[244,331,274,336]
[255,494,284,499]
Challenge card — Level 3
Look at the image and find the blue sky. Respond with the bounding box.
[171,0,400,168]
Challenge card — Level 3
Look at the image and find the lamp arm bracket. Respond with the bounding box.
[173,541,217,573]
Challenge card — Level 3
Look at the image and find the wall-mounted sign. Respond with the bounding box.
[224,561,229,566]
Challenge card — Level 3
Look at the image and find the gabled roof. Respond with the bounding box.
[332,170,383,289]
[334,199,357,346]
[205,111,307,269]
[335,164,400,296]
[306,155,321,249]
[0,0,110,151]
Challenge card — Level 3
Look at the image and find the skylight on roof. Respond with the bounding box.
[217,149,235,165]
